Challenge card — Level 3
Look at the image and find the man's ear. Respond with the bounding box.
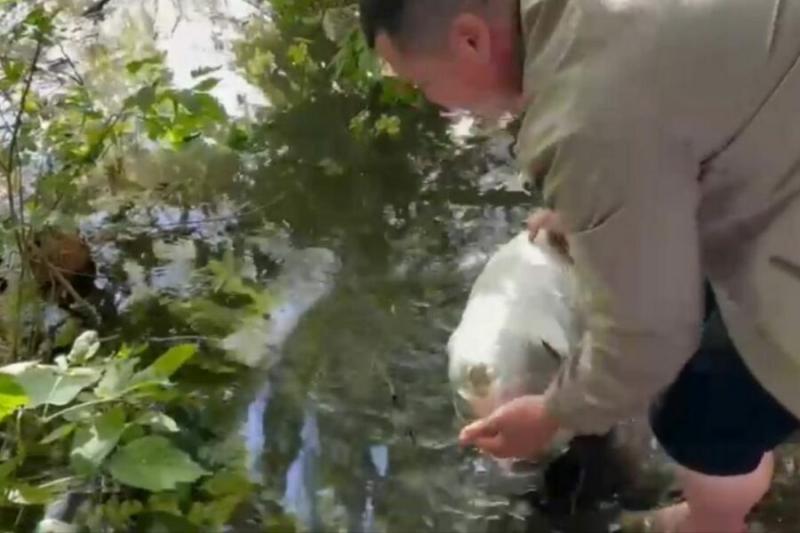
[449,13,491,63]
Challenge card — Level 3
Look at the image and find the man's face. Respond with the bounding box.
[374,14,517,119]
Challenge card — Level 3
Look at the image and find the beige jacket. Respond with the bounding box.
[516,0,800,433]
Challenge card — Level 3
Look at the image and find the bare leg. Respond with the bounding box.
[651,452,773,533]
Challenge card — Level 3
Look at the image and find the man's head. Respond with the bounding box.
[360,0,522,118]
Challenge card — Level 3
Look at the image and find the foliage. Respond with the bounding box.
[0,336,222,527]
[0,1,330,529]
[107,436,209,492]
[0,0,484,530]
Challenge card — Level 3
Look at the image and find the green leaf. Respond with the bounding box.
[40,422,77,444]
[108,436,209,491]
[7,480,65,505]
[118,420,147,446]
[168,298,239,335]
[134,344,197,383]
[1,60,24,85]
[188,495,242,528]
[190,65,222,78]
[321,6,358,44]
[70,407,126,473]
[136,512,201,533]
[226,125,250,151]
[23,6,55,36]
[374,114,401,137]
[221,318,273,368]
[95,357,139,399]
[164,127,188,147]
[206,254,273,312]
[67,330,100,364]
[178,92,226,122]
[192,77,220,92]
[0,459,17,483]
[126,56,163,74]
[98,497,144,530]
[126,85,157,112]
[0,374,28,422]
[23,95,39,114]
[0,363,100,408]
[287,41,311,68]
[53,317,81,349]
[136,412,179,433]
[202,469,252,497]
[147,492,182,515]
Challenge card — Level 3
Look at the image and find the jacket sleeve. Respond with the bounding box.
[537,120,705,435]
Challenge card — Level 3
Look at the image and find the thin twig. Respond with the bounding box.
[3,130,19,231]
[10,254,27,360]
[43,385,163,423]
[170,0,184,36]
[0,90,14,136]
[8,39,44,238]
[88,111,123,162]
[0,85,15,106]
[46,262,101,325]
[240,0,269,15]
[18,475,76,489]
[55,40,85,86]
[82,0,114,18]
[42,397,117,423]
[5,40,44,360]
[149,335,213,343]
[27,242,100,326]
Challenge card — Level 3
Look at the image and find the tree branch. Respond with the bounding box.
[7,38,43,237]
[47,265,101,326]
[55,40,85,87]
[82,0,114,18]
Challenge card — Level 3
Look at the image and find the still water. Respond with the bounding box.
[22,0,800,531]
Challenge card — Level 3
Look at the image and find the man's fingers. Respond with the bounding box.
[473,434,511,459]
[526,210,550,240]
[459,417,498,446]
[460,418,513,458]
[527,209,565,238]
[526,210,571,257]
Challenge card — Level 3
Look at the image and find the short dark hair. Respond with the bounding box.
[359,0,406,49]
[359,0,483,50]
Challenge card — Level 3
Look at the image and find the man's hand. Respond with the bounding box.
[458,395,560,459]
[526,209,565,238]
[527,209,570,259]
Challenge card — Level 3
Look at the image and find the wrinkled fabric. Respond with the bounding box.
[516,0,800,433]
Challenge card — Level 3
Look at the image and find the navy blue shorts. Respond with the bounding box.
[649,285,800,477]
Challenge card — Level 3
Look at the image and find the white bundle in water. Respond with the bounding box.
[448,230,583,425]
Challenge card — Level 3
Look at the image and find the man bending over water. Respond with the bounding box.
[359,0,800,531]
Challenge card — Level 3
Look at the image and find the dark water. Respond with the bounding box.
[25,1,800,531]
